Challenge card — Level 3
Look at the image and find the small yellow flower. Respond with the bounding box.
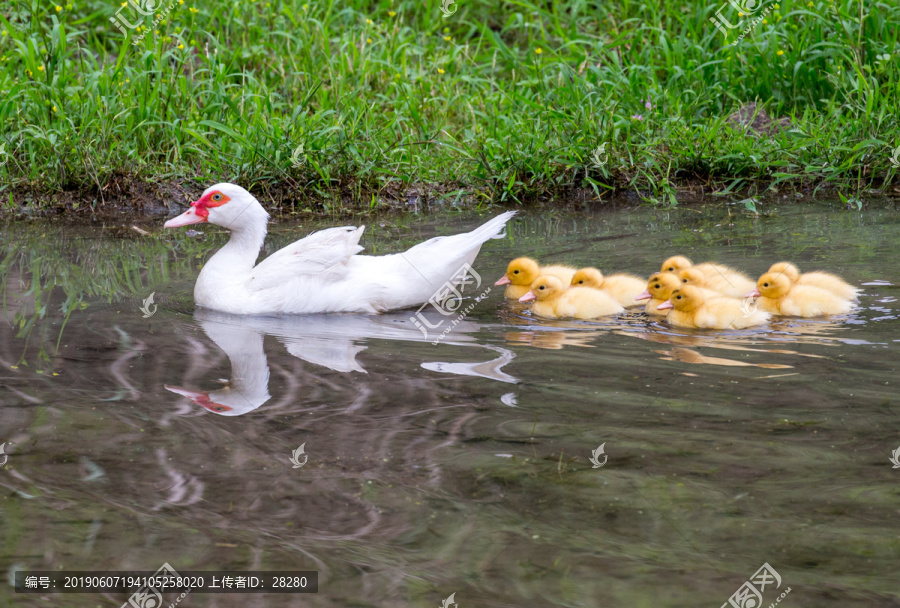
[807,1,813,5]
[52,105,57,112]
[190,39,196,44]
[738,11,744,16]
[302,3,308,9]
[55,5,62,11]
[37,65,45,71]
[366,38,372,43]
[777,50,784,56]
[179,0,183,3]
[366,18,373,24]
[394,73,401,79]
[52,372,59,376]
[126,78,130,82]
[534,48,543,54]
[121,1,126,5]
[388,10,396,16]
[774,3,780,8]
[154,29,159,35]
[178,43,184,49]
[189,7,198,13]
[444,35,451,41]
[438,68,445,74]
[1,30,7,36]
[762,18,767,23]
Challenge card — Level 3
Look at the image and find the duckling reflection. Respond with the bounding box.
[166,308,519,415]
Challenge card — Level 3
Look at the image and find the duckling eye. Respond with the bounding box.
[513,270,519,274]
[653,283,659,288]
[763,282,769,287]
[538,285,545,290]
[577,280,584,284]
[667,267,674,271]
[212,193,223,201]
[682,278,688,283]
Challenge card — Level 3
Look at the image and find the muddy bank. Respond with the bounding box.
[5,174,900,224]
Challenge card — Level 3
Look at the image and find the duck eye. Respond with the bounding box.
[577,280,584,284]
[676,295,682,299]
[513,270,519,274]
[764,283,769,287]
[212,193,222,201]
[682,278,688,283]
[668,267,674,271]
[539,286,545,290]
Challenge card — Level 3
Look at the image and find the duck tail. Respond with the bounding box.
[467,211,517,243]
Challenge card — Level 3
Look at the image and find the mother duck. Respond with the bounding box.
[164,183,515,315]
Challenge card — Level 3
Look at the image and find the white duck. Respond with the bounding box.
[164,183,516,315]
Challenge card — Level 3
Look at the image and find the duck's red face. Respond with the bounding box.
[164,385,233,414]
[164,190,231,228]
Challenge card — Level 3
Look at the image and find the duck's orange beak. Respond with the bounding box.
[518,291,536,302]
[164,206,207,228]
[657,300,673,310]
[747,288,761,298]
[494,275,511,286]
[634,290,651,301]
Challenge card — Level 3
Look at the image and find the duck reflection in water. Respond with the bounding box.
[166,308,518,416]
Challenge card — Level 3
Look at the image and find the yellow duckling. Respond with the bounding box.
[658,286,770,329]
[570,267,647,307]
[635,272,720,316]
[768,262,859,301]
[519,275,624,319]
[495,257,576,300]
[660,255,733,277]
[749,272,853,317]
[677,266,756,298]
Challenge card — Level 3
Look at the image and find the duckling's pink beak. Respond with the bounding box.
[494,275,511,286]
[634,290,651,301]
[519,291,537,302]
[747,288,761,298]
[657,300,674,310]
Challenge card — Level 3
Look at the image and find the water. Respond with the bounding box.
[2,200,899,607]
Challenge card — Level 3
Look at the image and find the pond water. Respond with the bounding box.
[1,200,899,607]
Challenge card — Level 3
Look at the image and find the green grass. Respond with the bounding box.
[0,0,898,210]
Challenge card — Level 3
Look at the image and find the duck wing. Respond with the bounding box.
[247,225,365,292]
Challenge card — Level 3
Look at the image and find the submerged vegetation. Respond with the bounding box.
[0,0,899,210]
